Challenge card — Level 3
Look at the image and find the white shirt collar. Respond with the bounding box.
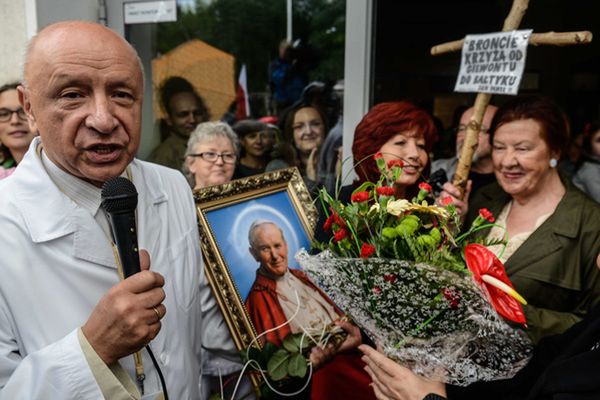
[40,149,127,218]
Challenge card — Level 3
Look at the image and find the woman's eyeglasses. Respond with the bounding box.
[188,151,237,164]
[0,108,27,122]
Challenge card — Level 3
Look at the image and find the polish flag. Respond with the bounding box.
[235,64,250,120]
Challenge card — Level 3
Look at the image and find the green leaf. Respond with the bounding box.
[282,333,302,353]
[267,349,291,381]
[287,353,309,378]
[353,181,374,194]
[261,341,279,365]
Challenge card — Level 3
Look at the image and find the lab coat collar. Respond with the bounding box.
[12,138,169,269]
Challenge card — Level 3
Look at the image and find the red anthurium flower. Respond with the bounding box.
[441,196,453,206]
[372,286,382,295]
[464,243,526,325]
[387,159,404,169]
[333,229,348,242]
[478,208,495,222]
[376,186,395,197]
[418,182,432,192]
[383,273,397,283]
[360,243,376,258]
[374,152,383,160]
[351,191,370,203]
[442,287,460,309]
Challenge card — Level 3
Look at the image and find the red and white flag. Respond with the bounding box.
[235,64,250,120]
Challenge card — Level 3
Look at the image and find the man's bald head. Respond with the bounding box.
[23,21,143,89]
[18,21,145,186]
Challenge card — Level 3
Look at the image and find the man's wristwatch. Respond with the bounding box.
[423,394,447,400]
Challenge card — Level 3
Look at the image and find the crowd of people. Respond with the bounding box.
[1,20,600,400]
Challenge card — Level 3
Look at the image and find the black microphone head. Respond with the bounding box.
[101,176,138,214]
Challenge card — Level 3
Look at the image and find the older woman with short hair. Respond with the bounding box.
[438,95,600,343]
[183,121,239,189]
[184,122,254,399]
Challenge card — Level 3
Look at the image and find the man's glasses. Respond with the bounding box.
[188,151,237,164]
[0,108,27,122]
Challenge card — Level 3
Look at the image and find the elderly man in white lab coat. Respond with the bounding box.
[0,21,225,399]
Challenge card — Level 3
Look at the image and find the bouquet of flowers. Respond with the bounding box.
[298,154,533,385]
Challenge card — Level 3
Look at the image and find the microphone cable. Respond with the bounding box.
[146,344,169,400]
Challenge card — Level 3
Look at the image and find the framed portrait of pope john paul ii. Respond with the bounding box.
[193,167,319,354]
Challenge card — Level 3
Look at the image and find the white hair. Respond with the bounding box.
[248,220,286,249]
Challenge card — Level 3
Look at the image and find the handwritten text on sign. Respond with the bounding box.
[455,30,532,95]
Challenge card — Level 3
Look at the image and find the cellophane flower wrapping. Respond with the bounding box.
[297,249,533,386]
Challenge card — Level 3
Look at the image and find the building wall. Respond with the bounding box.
[0,1,30,84]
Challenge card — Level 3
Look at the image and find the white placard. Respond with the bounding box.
[454,30,532,95]
[124,0,177,24]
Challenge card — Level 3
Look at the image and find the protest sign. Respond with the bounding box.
[455,30,532,95]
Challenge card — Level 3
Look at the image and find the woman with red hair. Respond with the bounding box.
[352,101,438,199]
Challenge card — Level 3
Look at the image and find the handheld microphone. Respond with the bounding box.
[101,176,140,278]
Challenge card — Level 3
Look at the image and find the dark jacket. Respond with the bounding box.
[447,302,600,399]
[466,177,600,343]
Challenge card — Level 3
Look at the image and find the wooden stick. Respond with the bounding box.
[451,0,530,197]
[431,31,593,56]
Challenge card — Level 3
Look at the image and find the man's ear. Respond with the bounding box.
[17,85,38,134]
[164,115,173,128]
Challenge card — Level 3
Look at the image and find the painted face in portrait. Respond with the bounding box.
[166,92,204,138]
[292,107,324,155]
[0,89,36,159]
[378,130,428,188]
[187,135,236,189]
[492,118,558,200]
[19,22,144,186]
[250,223,289,277]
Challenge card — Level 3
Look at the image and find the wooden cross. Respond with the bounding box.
[431,0,593,198]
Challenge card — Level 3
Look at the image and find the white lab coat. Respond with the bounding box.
[0,139,208,399]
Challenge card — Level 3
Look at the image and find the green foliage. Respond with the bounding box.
[318,157,506,269]
[155,0,346,95]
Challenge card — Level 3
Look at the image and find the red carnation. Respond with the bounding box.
[479,208,495,222]
[360,243,376,258]
[333,229,348,242]
[383,273,397,283]
[376,186,395,196]
[374,152,383,160]
[418,182,432,192]
[333,213,347,229]
[323,214,334,231]
[441,196,453,206]
[351,191,370,203]
[387,159,404,169]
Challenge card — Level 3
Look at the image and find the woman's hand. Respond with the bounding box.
[437,180,472,222]
[306,147,319,181]
[359,344,446,400]
[309,318,362,368]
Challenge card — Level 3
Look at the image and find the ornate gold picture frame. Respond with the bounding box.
[193,167,318,355]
